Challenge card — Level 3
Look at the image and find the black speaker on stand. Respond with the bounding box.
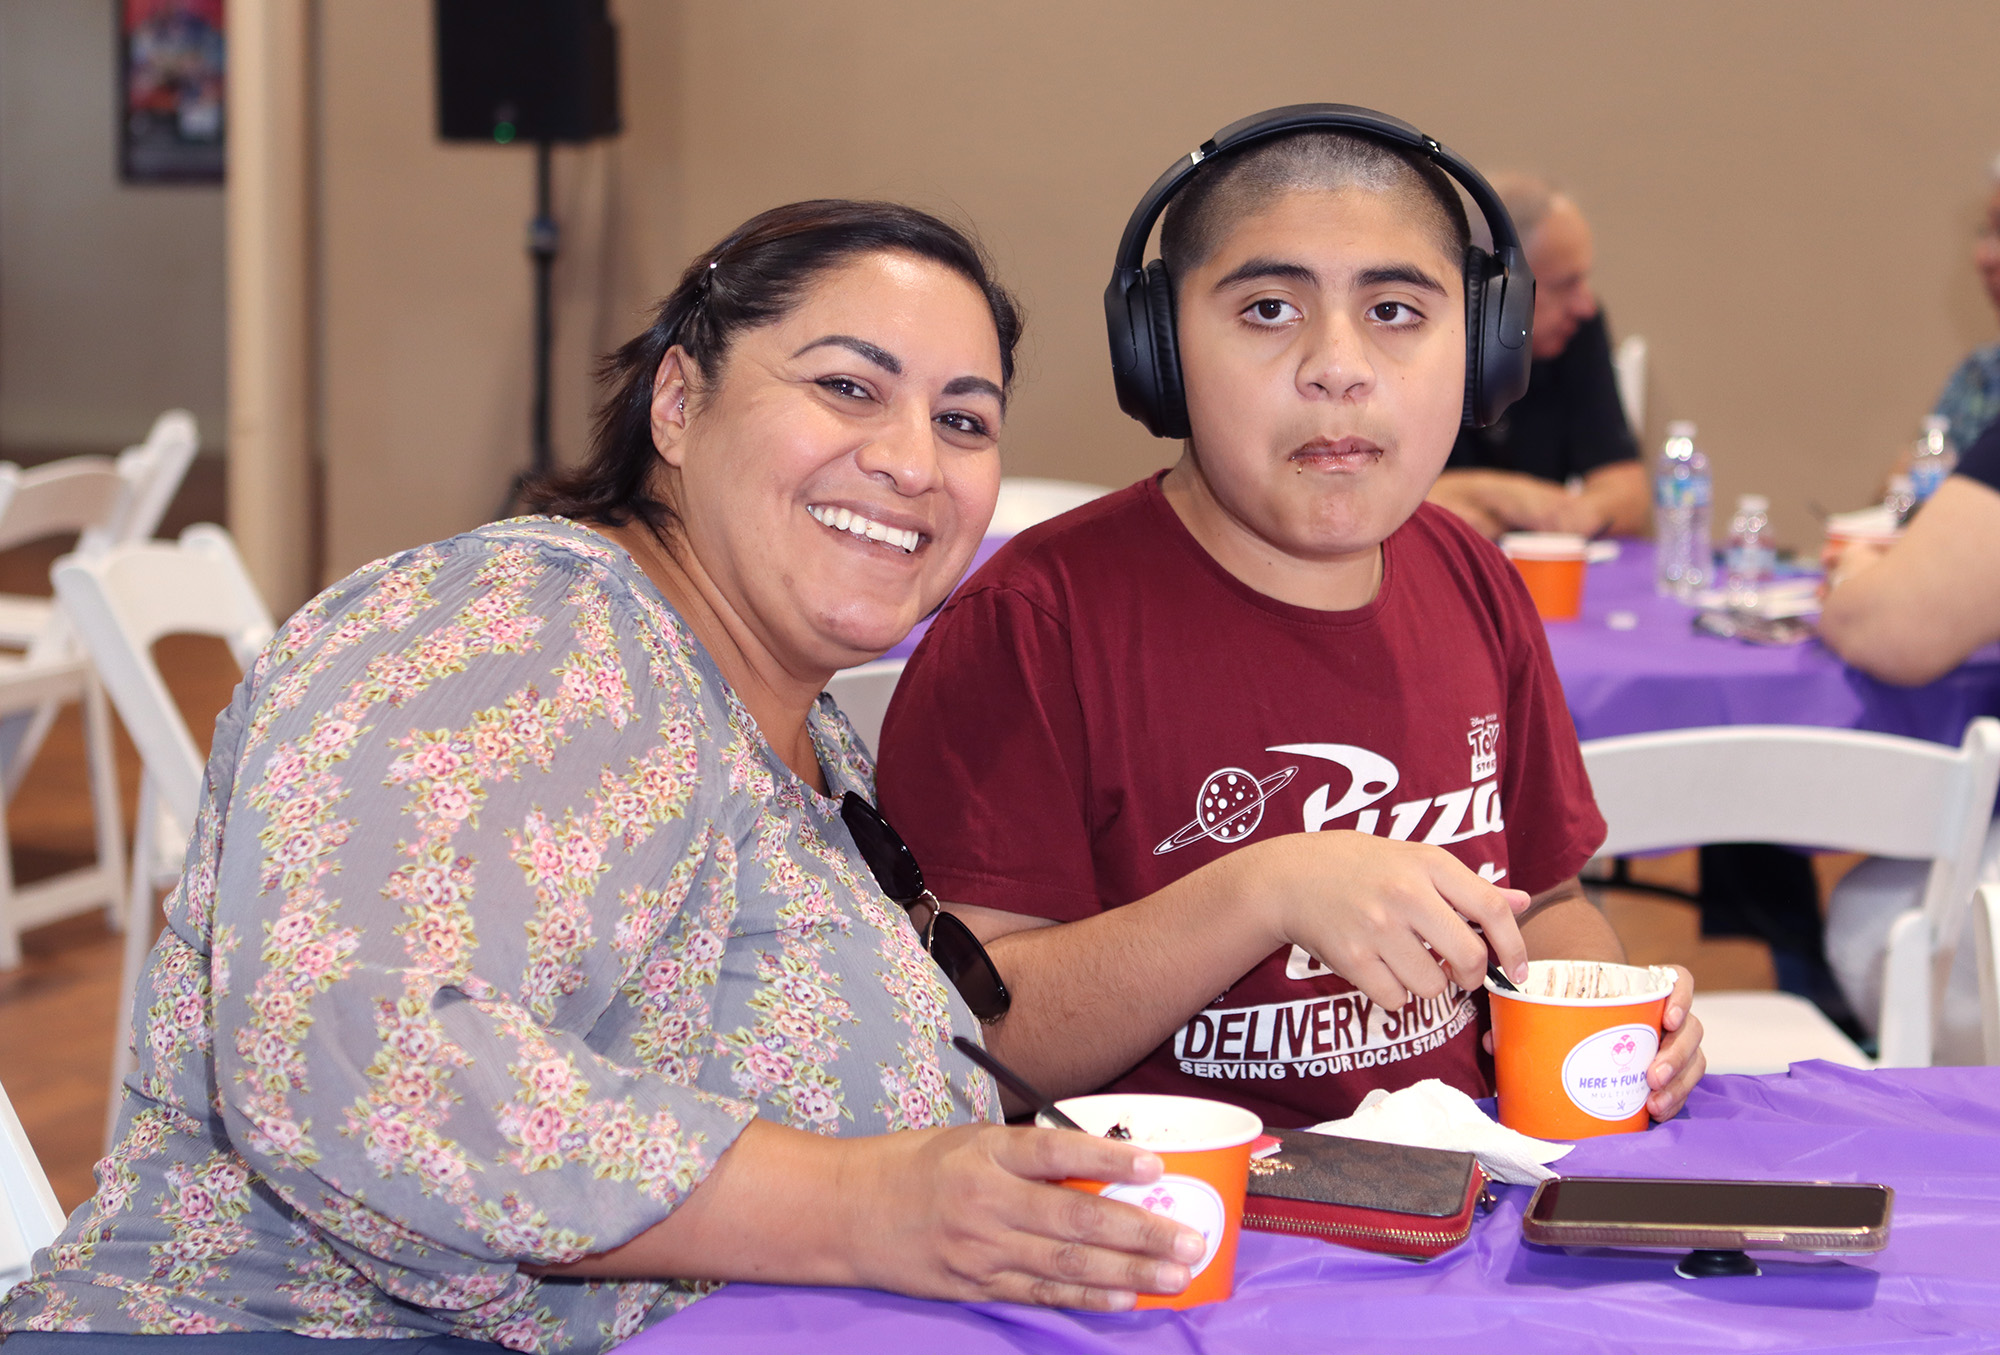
[435,0,622,518]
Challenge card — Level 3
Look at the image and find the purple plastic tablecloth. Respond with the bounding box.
[622,1063,2000,1354]
[1549,543,2000,745]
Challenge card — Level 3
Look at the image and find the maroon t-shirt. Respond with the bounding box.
[876,475,1605,1128]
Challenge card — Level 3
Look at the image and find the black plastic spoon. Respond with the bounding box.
[951,1035,1088,1133]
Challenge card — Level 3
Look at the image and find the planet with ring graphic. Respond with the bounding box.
[1153,766,1297,855]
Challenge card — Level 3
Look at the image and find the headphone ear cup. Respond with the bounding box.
[1461,248,1488,428]
[1467,244,1535,427]
[1142,260,1190,440]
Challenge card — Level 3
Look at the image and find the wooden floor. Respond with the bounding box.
[0,461,1817,1212]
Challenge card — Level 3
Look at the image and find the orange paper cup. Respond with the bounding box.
[1824,506,1903,553]
[1039,1093,1262,1309]
[1485,960,1674,1139]
[1500,532,1589,621]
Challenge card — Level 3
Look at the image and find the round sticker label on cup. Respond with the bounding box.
[1560,1023,1659,1121]
[1100,1175,1227,1276]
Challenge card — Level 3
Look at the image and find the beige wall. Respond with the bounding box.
[0,0,227,454]
[307,0,2000,578]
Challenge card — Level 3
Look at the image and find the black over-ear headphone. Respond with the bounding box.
[1104,103,1535,440]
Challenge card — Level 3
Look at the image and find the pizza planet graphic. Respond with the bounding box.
[1560,1023,1660,1120]
[1155,766,1298,854]
[1100,1176,1228,1275]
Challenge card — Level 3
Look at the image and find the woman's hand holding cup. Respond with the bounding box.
[841,1123,1204,1310]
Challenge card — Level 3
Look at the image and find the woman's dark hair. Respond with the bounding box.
[527,198,1024,535]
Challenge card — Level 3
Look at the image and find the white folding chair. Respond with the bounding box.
[0,1071,63,1299]
[824,658,907,758]
[0,412,197,652]
[1976,883,2000,1066]
[1613,334,1647,436]
[1582,719,2000,1072]
[988,478,1111,536]
[53,526,274,1144]
[0,457,142,970]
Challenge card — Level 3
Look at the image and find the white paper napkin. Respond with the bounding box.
[1307,1078,1573,1185]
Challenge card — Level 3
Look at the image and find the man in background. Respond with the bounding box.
[1427,176,1649,539]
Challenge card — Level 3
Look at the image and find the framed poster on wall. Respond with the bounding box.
[118,0,226,184]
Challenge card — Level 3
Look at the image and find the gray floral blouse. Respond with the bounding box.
[0,518,996,1350]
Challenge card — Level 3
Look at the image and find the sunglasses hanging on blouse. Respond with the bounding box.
[840,792,1012,1024]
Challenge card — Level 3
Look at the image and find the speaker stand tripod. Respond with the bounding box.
[496,138,559,519]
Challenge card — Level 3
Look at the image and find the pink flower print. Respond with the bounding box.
[743,1044,795,1086]
[587,1117,638,1164]
[293,939,338,979]
[275,793,322,827]
[519,1102,568,1156]
[413,1142,465,1184]
[773,1010,820,1044]
[308,719,358,758]
[897,1087,933,1126]
[173,993,204,1030]
[413,742,463,780]
[168,1312,229,1336]
[426,784,474,823]
[470,724,512,767]
[276,828,321,867]
[792,1083,839,1125]
[528,833,563,880]
[208,1158,249,1194]
[251,1112,307,1157]
[263,750,307,790]
[508,707,547,746]
[177,1184,217,1223]
[559,830,601,874]
[774,973,821,1007]
[683,929,725,966]
[416,911,465,966]
[655,1013,694,1047]
[367,1112,412,1161]
[540,905,585,953]
[527,1057,574,1100]
[390,1020,439,1061]
[384,1065,437,1108]
[642,956,683,996]
[1141,1187,1177,1214]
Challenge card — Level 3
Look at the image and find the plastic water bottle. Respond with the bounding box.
[1909,415,1958,508]
[1725,494,1774,612]
[1884,472,1916,525]
[1654,421,1713,599]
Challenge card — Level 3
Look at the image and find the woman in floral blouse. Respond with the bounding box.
[0,201,1202,1353]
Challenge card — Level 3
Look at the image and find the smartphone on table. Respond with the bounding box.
[1523,1177,1892,1259]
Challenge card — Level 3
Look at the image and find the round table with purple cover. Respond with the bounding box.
[625,1064,2000,1353]
[1546,540,2000,745]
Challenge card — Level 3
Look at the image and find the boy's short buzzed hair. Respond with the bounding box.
[1159,130,1472,285]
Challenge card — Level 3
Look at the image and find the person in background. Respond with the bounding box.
[1929,156,2000,453]
[1817,417,2000,1063]
[0,200,1203,1352]
[1426,175,1649,540]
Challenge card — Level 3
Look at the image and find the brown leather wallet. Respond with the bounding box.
[1241,1129,1489,1260]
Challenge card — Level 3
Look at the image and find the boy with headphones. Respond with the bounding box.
[875,106,1704,1129]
